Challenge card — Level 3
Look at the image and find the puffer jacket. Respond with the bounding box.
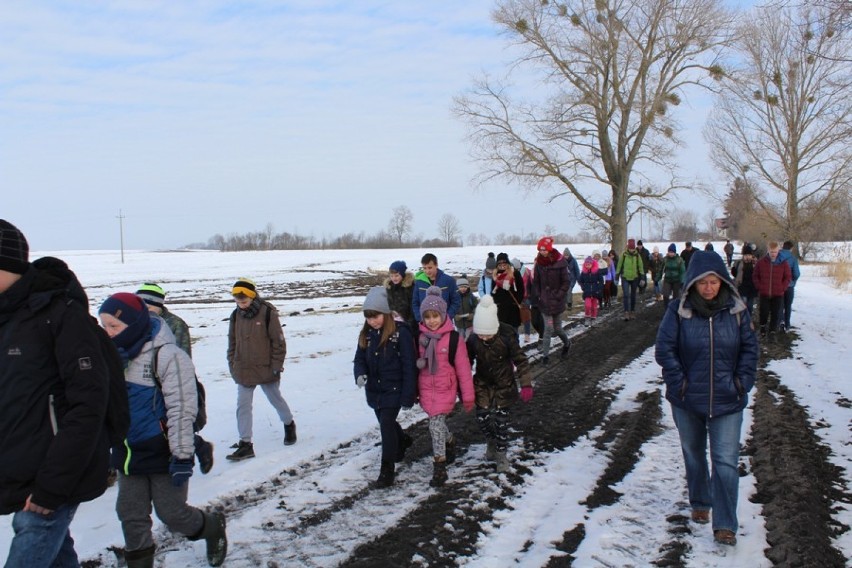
[532,251,569,315]
[354,320,417,409]
[385,272,415,324]
[466,323,531,409]
[578,262,604,299]
[417,317,475,416]
[0,259,111,514]
[655,251,759,418]
[752,254,791,298]
[662,254,685,283]
[412,269,460,322]
[777,249,801,288]
[112,318,198,474]
[228,300,286,386]
[617,250,643,281]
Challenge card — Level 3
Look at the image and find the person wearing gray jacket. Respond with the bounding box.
[99,293,226,567]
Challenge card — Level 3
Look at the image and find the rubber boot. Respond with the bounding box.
[495,451,511,473]
[192,511,228,567]
[125,546,155,568]
[429,458,448,488]
[375,460,395,489]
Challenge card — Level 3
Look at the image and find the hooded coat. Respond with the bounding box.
[655,251,759,418]
[0,258,111,513]
[385,272,415,324]
[578,259,604,299]
[417,317,475,416]
[752,254,792,298]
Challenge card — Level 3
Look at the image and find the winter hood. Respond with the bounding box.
[677,251,746,319]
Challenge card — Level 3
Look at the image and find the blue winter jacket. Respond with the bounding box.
[777,249,801,288]
[412,269,460,322]
[655,251,759,418]
[353,321,417,409]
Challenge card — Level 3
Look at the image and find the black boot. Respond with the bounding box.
[284,420,297,445]
[375,460,395,489]
[396,433,413,463]
[226,440,254,461]
[191,512,228,567]
[429,458,448,488]
[445,436,457,464]
[125,545,155,568]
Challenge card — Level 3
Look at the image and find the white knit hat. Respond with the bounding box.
[473,295,500,335]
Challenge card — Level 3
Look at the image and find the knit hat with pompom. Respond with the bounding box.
[419,286,447,320]
[473,295,500,335]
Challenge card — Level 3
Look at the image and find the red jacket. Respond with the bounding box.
[752,255,791,298]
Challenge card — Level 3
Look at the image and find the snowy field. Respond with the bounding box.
[1,243,849,566]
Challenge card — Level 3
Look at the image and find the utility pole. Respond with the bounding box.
[117,209,125,264]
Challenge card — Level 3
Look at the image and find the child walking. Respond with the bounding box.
[453,276,478,340]
[578,256,604,326]
[353,286,417,488]
[99,293,227,567]
[466,296,533,472]
[417,286,475,487]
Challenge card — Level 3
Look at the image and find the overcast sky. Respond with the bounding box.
[1,1,728,251]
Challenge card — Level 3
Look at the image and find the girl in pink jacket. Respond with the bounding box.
[417,286,475,487]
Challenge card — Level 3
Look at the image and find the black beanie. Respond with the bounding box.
[0,220,30,275]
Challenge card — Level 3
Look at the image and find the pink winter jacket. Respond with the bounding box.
[417,317,475,417]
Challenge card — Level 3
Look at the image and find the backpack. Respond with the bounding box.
[151,346,207,432]
[93,317,131,447]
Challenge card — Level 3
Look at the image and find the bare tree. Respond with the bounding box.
[705,5,852,245]
[669,208,700,241]
[454,0,735,253]
[437,213,463,245]
[387,206,414,244]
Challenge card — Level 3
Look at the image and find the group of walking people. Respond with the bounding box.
[0,219,309,567]
[1,214,805,564]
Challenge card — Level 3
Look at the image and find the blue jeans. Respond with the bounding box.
[671,405,743,532]
[6,503,79,568]
[621,278,638,312]
[783,287,795,328]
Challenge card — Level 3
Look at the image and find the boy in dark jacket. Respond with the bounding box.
[467,296,532,473]
[0,220,112,567]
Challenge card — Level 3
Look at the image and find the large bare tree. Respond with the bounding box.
[454,0,734,252]
[437,213,463,245]
[705,5,852,246]
[387,205,414,244]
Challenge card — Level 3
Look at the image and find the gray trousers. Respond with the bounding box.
[116,473,203,552]
[540,311,569,355]
[237,381,294,441]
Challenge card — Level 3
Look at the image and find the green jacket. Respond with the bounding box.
[662,254,686,284]
[616,250,643,281]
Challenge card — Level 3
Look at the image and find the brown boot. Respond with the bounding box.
[429,458,448,487]
[691,509,710,524]
[714,529,737,546]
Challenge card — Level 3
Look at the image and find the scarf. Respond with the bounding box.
[116,317,159,368]
[418,328,444,375]
[238,297,262,319]
[688,284,731,318]
[493,268,514,290]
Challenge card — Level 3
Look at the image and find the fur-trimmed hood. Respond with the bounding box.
[384,271,414,289]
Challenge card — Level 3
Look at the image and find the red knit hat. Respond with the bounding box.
[537,237,554,252]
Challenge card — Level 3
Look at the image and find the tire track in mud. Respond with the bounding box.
[743,333,850,567]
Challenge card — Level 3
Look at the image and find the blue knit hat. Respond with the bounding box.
[668,243,677,254]
[389,260,407,274]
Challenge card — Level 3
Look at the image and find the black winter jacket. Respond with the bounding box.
[466,324,531,409]
[353,321,417,409]
[0,259,110,514]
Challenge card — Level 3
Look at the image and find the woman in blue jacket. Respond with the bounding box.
[354,286,417,488]
[655,251,758,547]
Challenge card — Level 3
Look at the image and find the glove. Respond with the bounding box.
[169,458,194,487]
[520,386,534,403]
[502,279,511,290]
[356,375,367,388]
[463,400,475,412]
